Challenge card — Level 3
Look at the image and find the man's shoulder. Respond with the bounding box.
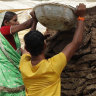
[20,53,31,64]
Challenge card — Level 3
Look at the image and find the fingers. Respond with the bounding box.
[30,11,35,16]
[78,3,86,9]
[30,11,38,23]
[76,3,86,17]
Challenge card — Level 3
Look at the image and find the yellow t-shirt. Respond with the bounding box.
[19,52,67,96]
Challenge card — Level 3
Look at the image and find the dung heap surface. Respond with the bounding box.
[45,9,96,96]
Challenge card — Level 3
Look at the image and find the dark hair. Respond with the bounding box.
[24,30,44,56]
[1,11,16,26]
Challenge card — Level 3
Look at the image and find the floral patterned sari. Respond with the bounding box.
[0,12,25,96]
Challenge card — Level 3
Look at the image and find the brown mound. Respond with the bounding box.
[45,7,96,96]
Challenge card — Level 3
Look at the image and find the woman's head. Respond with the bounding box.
[1,11,19,27]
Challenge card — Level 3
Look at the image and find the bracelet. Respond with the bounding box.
[77,16,85,21]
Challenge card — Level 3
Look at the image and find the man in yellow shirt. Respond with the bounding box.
[19,4,86,96]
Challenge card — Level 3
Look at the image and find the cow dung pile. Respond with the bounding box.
[45,8,96,96]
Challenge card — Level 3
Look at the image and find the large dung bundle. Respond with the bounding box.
[33,3,76,31]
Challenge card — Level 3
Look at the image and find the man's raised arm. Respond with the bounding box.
[62,3,86,62]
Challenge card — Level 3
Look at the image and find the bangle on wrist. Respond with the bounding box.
[77,16,85,21]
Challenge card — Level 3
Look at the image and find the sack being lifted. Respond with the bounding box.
[33,3,76,31]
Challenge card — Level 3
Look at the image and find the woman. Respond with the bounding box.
[0,11,37,96]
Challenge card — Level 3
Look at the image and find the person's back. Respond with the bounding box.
[20,52,66,96]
